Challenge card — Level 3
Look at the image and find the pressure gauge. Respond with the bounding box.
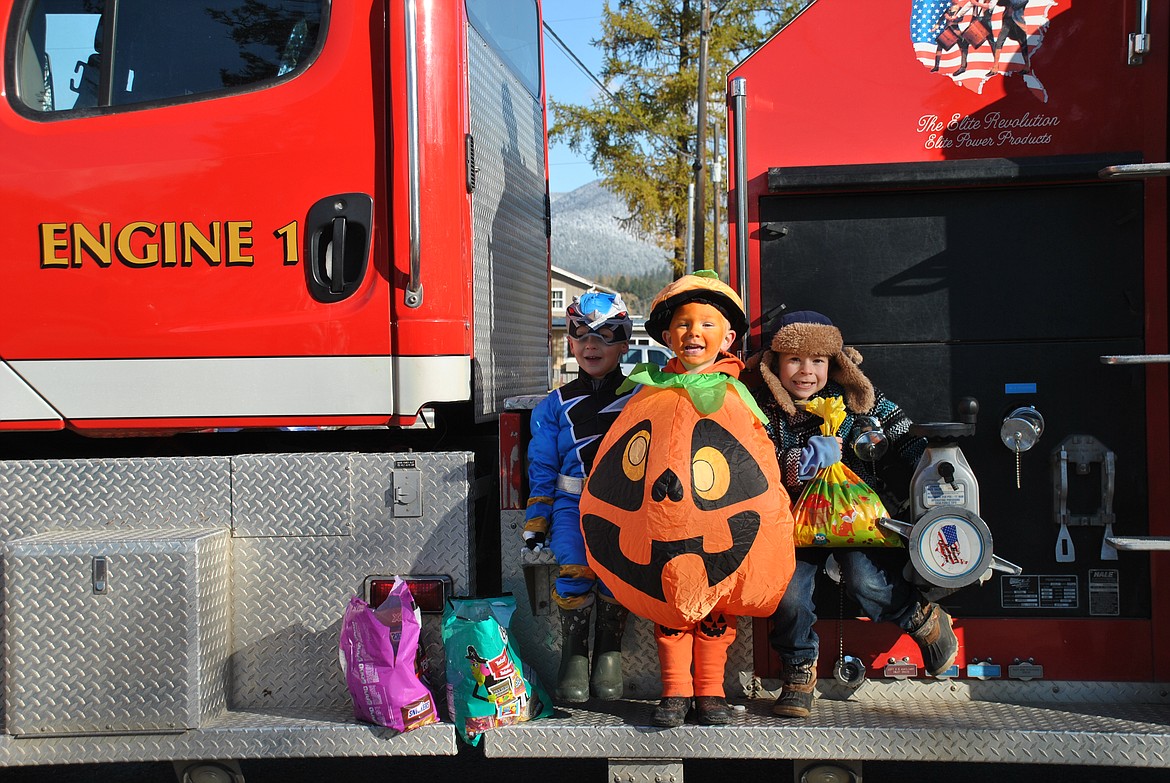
[907,506,994,589]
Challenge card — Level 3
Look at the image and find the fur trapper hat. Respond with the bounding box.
[645,270,749,347]
[756,310,874,416]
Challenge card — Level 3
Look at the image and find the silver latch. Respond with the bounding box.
[391,468,422,518]
[92,556,108,594]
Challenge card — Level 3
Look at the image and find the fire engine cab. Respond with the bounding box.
[0,0,550,777]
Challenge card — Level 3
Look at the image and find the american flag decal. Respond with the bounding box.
[935,523,968,565]
[911,0,1059,102]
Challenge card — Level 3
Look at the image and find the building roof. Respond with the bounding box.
[551,265,615,293]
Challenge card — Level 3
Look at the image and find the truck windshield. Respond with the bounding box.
[12,0,324,113]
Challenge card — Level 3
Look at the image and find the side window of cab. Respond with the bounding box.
[464,0,541,99]
[10,0,325,115]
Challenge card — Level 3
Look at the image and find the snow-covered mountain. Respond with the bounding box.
[550,180,672,280]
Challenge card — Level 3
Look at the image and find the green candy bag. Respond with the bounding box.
[441,595,552,746]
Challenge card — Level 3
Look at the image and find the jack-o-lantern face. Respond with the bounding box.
[583,416,766,599]
[580,387,794,628]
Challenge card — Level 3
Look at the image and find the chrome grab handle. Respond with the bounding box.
[730,77,750,351]
[1100,355,1170,365]
[1098,162,1170,179]
[1128,0,1150,65]
[404,0,423,308]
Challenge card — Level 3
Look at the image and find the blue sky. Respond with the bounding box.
[542,0,607,193]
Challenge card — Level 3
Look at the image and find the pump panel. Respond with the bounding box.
[759,179,1149,621]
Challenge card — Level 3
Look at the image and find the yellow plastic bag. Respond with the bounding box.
[792,397,900,547]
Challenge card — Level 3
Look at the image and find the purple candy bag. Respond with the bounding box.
[338,579,439,732]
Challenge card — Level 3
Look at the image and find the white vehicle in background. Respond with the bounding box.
[619,344,671,375]
[562,343,669,379]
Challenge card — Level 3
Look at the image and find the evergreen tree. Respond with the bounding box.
[598,269,672,315]
[550,1,806,277]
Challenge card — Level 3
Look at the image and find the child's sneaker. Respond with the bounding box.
[695,696,732,725]
[651,696,691,728]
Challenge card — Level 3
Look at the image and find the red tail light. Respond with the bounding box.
[363,575,452,613]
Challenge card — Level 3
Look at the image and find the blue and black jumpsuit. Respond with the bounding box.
[525,367,633,609]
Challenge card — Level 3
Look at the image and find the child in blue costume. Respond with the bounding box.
[524,291,635,703]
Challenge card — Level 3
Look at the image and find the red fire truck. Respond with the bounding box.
[496,1,1170,781]
[5,0,1170,781]
[0,0,550,777]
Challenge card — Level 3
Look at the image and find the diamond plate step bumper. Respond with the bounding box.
[0,708,456,766]
[481,682,1170,767]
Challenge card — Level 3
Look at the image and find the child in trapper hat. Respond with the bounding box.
[750,310,956,719]
[579,270,795,728]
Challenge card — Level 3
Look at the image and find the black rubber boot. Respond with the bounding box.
[556,605,592,703]
[772,658,817,718]
[907,602,958,676]
[589,600,628,700]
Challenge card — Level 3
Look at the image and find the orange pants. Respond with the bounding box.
[655,611,737,697]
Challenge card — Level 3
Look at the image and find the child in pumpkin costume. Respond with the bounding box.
[749,310,957,719]
[580,271,795,727]
[524,291,635,703]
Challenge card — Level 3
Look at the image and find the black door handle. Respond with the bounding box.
[306,193,373,302]
[329,216,347,294]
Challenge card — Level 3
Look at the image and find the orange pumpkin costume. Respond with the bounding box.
[580,272,795,725]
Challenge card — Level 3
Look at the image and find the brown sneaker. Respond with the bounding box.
[695,696,732,725]
[651,696,691,728]
[907,603,958,676]
[772,658,817,718]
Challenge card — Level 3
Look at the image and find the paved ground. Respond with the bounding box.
[3,756,1168,783]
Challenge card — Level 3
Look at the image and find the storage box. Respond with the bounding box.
[3,528,231,735]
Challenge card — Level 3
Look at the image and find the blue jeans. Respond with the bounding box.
[770,549,920,664]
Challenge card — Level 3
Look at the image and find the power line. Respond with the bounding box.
[544,14,602,23]
[542,20,690,158]
[542,22,626,115]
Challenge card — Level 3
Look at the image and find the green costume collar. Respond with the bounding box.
[618,363,768,424]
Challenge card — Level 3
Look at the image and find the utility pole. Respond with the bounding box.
[691,0,711,270]
[685,182,695,275]
[712,118,722,280]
